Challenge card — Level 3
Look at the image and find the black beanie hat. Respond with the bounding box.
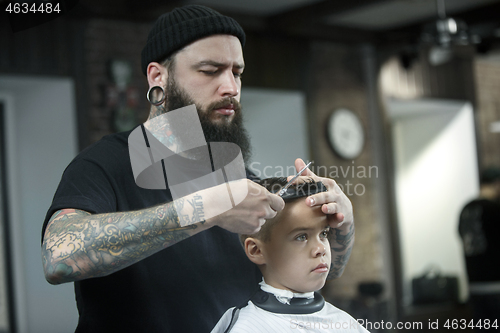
[141,5,246,75]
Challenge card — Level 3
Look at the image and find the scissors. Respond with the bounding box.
[277,161,313,197]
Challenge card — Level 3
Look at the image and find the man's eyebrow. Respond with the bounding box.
[193,60,245,69]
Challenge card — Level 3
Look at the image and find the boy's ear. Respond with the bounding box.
[244,238,266,266]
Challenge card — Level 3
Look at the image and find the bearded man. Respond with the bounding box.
[41,5,355,332]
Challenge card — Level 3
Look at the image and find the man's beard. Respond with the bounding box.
[163,76,252,165]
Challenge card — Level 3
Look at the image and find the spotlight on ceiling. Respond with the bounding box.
[420,0,480,66]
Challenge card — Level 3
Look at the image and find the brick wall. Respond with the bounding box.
[306,42,384,299]
[84,19,151,143]
[473,55,500,169]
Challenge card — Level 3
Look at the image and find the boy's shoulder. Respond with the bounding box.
[317,301,370,332]
[210,301,290,333]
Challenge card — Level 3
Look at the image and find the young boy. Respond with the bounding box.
[211,177,369,332]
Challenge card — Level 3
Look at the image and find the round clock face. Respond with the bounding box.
[327,109,365,159]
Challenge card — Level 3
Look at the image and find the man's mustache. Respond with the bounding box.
[206,98,242,114]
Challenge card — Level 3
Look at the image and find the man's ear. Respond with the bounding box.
[244,237,266,266]
[146,62,168,89]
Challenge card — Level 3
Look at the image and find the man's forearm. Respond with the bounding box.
[327,222,354,279]
[42,197,209,284]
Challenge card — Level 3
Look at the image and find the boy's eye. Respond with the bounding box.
[320,229,330,238]
[233,72,243,78]
[295,234,307,241]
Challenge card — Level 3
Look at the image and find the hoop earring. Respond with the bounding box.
[147,86,166,106]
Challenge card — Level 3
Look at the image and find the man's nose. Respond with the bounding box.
[217,71,239,97]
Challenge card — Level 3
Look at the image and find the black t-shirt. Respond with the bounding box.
[43,130,262,333]
[458,198,500,282]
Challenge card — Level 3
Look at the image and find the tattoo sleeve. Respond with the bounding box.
[327,222,354,280]
[42,197,209,285]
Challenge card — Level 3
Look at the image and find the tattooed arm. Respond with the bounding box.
[41,197,211,285]
[42,180,284,285]
[327,221,354,279]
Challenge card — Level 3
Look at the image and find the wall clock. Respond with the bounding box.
[327,108,365,160]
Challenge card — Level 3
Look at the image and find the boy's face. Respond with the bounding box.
[259,200,331,293]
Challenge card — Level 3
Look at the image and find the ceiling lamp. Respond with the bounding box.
[420,0,480,65]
